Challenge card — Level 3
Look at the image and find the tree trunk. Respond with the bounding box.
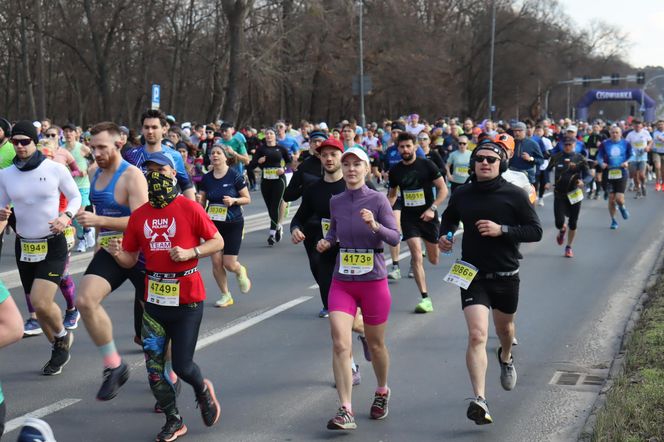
[20,15,37,119]
[34,0,47,119]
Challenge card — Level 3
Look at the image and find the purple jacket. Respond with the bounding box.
[325,185,400,281]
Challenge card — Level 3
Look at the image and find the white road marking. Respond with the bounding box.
[195,296,313,350]
[4,398,81,433]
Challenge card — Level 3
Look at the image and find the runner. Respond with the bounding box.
[438,140,542,425]
[388,132,447,313]
[0,120,81,375]
[317,147,400,431]
[625,119,652,198]
[446,135,472,192]
[108,152,223,442]
[597,126,632,230]
[0,279,23,438]
[0,118,15,258]
[652,120,664,191]
[248,128,291,245]
[584,122,607,200]
[124,109,196,200]
[547,137,592,258]
[198,143,252,308]
[283,130,327,202]
[74,122,149,400]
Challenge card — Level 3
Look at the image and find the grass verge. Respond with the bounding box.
[592,271,664,441]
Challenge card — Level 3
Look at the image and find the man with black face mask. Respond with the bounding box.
[0,120,81,376]
[108,152,224,442]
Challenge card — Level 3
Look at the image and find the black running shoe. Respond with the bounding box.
[275,226,283,242]
[156,415,187,442]
[467,396,493,425]
[42,331,73,376]
[97,361,129,401]
[267,235,275,246]
[196,379,220,427]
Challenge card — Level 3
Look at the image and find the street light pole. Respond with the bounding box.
[358,0,366,129]
[487,0,496,120]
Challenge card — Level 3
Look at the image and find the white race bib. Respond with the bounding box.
[99,231,123,248]
[321,218,331,237]
[403,188,426,207]
[567,188,584,205]
[20,239,48,263]
[207,204,228,222]
[65,226,76,251]
[456,166,469,176]
[147,276,180,306]
[339,248,374,275]
[443,259,478,290]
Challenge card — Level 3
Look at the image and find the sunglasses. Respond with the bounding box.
[45,133,58,138]
[418,137,429,141]
[458,142,467,145]
[474,155,500,164]
[11,138,32,146]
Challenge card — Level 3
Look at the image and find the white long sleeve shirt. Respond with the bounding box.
[0,159,81,239]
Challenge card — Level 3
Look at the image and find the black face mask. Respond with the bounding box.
[13,149,45,171]
[146,171,178,208]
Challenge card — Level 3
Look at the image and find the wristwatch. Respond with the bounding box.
[501,225,509,235]
[194,247,201,258]
[429,204,438,212]
[63,211,73,219]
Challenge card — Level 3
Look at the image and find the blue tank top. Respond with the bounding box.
[91,161,131,221]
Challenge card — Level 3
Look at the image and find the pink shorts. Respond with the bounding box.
[328,278,391,325]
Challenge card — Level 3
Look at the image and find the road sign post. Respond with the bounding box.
[151,84,161,110]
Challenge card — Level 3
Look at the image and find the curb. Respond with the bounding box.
[578,241,664,441]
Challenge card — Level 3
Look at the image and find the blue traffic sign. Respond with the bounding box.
[151,84,160,110]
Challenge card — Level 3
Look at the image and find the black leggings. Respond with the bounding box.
[247,166,257,189]
[261,176,286,230]
[536,170,549,198]
[554,195,581,230]
[0,400,5,438]
[303,231,338,309]
[143,302,205,417]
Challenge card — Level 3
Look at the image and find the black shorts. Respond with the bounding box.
[460,274,520,314]
[15,233,68,291]
[213,219,244,256]
[607,176,628,194]
[553,194,581,230]
[401,214,440,243]
[85,248,145,294]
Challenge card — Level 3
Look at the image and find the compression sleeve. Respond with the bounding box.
[57,163,82,214]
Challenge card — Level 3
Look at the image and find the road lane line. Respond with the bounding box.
[195,296,313,350]
[4,398,81,434]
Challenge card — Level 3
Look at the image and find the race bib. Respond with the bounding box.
[147,276,180,307]
[208,204,228,222]
[321,218,331,237]
[456,166,469,176]
[567,188,584,205]
[20,239,48,263]
[589,148,598,157]
[99,231,123,248]
[65,226,76,250]
[608,169,623,180]
[403,188,426,207]
[339,248,374,275]
[443,259,478,290]
[263,168,280,180]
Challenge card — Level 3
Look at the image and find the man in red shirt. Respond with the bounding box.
[108,152,223,442]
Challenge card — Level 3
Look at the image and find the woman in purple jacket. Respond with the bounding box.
[317,147,400,431]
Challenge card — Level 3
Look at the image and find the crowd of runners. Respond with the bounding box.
[0,110,660,440]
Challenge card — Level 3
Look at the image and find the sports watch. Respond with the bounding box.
[501,225,509,235]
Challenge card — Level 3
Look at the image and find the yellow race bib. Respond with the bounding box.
[147,277,180,307]
[339,248,375,275]
[208,204,228,222]
[403,188,426,207]
[20,239,48,263]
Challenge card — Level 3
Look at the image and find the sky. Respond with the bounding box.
[558,0,663,68]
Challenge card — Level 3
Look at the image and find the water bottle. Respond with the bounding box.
[443,231,454,256]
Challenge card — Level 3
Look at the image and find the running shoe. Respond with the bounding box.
[63,308,80,330]
[556,225,567,246]
[236,265,251,293]
[496,346,517,391]
[618,205,630,220]
[387,266,401,280]
[42,331,73,376]
[215,293,234,308]
[17,418,57,442]
[318,308,329,318]
[23,317,43,337]
[407,265,414,278]
[84,227,96,248]
[196,379,221,427]
[156,415,187,442]
[467,396,493,425]
[275,225,283,243]
[537,199,544,207]
[657,183,662,192]
[603,192,609,201]
[593,192,599,200]
[267,235,275,246]
[357,335,371,361]
[634,191,641,199]
[76,239,87,253]
[564,245,574,258]
[97,361,129,401]
[352,364,361,386]
[326,406,356,430]
[512,336,519,346]
[414,297,434,313]
[610,219,619,230]
[370,388,390,420]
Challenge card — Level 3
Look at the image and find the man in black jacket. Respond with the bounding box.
[438,141,542,426]
[283,130,327,202]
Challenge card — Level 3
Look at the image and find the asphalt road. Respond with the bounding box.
[1,186,663,442]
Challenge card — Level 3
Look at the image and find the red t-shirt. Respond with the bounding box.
[123,196,219,304]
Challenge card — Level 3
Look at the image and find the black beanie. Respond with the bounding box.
[11,120,38,143]
[0,118,10,138]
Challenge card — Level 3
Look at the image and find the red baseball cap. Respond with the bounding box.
[316,138,344,153]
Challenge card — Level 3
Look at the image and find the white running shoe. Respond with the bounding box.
[76,239,87,253]
[84,227,96,248]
